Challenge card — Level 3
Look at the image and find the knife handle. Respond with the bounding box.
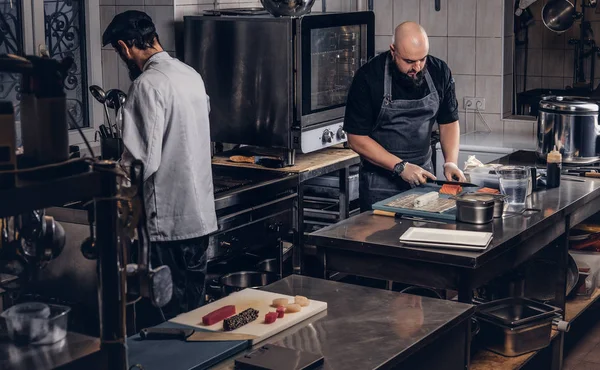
[139,327,194,340]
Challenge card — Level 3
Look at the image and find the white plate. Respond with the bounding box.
[399,227,493,250]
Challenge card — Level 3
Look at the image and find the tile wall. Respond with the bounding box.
[373,0,535,135]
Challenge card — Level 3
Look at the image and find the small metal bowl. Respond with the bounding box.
[456,193,496,224]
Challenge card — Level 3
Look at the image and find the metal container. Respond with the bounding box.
[476,297,561,357]
[1,303,71,345]
[542,0,576,33]
[219,271,279,296]
[537,96,600,163]
[455,194,495,224]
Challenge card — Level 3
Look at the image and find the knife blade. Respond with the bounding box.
[139,327,257,342]
[427,179,479,187]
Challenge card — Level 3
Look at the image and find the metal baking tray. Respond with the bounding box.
[476,297,561,328]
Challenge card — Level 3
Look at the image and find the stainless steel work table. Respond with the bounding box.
[307,150,600,369]
[307,151,600,306]
[212,275,474,370]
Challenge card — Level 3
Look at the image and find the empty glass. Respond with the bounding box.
[498,166,529,205]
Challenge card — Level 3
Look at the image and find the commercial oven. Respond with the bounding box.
[183,10,374,164]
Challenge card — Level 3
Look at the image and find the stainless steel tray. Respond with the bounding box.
[476,297,561,328]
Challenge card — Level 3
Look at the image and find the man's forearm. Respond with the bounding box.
[439,121,460,165]
[347,134,401,171]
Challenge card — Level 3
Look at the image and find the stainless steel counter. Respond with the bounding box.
[307,151,600,307]
[212,275,474,370]
[0,332,101,370]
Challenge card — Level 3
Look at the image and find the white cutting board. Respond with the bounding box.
[169,289,327,344]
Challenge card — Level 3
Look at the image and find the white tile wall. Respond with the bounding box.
[542,49,565,77]
[504,36,513,75]
[476,37,502,76]
[428,36,447,61]
[419,0,447,37]
[393,0,420,27]
[476,0,503,37]
[504,0,514,37]
[447,0,476,37]
[453,74,475,112]
[100,6,117,50]
[503,73,512,115]
[145,5,176,51]
[475,75,502,114]
[475,113,504,133]
[447,37,476,75]
[504,119,534,135]
[458,111,476,134]
[374,0,393,36]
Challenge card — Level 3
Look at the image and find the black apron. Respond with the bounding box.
[359,55,441,212]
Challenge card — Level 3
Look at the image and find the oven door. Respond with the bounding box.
[298,11,374,127]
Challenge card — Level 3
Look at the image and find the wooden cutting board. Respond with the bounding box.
[169,289,327,345]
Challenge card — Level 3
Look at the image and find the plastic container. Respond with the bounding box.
[465,166,502,188]
[498,166,529,205]
[1,303,71,345]
[546,147,562,189]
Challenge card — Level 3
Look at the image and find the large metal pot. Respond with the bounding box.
[537,96,600,163]
[260,0,315,17]
[542,0,576,33]
[219,271,279,296]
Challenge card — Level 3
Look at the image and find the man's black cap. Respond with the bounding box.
[102,10,156,47]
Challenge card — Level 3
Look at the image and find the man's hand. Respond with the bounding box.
[400,163,436,186]
[443,162,466,182]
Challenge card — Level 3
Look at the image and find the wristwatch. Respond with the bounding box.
[392,161,406,178]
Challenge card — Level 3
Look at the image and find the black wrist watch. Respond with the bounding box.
[392,161,406,178]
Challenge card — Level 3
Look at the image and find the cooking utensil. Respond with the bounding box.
[427,179,479,187]
[255,258,277,273]
[260,0,316,17]
[219,271,279,297]
[542,0,577,33]
[476,297,562,357]
[537,96,600,163]
[139,327,257,342]
[229,155,284,169]
[455,193,495,224]
[89,85,113,136]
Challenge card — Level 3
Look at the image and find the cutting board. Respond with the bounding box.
[170,289,327,345]
[371,184,474,221]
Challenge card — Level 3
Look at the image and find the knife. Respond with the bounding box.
[427,179,479,187]
[228,155,284,168]
[139,327,257,342]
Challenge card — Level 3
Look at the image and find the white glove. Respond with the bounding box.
[443,162,466,182]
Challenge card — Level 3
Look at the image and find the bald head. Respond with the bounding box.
[390,22,429,81]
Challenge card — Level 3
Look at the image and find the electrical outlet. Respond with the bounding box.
[463,97,486,111]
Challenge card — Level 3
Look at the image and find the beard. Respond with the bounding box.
[398,69,426,88]
[117,50,143,81]
[125,59,143,81]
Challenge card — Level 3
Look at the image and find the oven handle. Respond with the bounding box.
[217,193,298,223]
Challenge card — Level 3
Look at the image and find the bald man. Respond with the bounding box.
[344,22,465,212]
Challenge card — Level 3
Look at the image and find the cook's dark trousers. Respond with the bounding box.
[130,235,209,332]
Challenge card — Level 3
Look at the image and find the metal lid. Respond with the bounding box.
[456,193,496,205]
[539,96,599,113]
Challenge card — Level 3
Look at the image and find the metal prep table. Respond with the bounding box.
[212,145,360,274]
[211,275,474,370]
[307,150,600,369]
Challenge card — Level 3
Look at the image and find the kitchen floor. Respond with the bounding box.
[563,303,600,370]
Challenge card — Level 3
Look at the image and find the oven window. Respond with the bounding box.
[310,25,362,112]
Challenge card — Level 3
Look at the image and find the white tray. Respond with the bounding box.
[399,227,493,251]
